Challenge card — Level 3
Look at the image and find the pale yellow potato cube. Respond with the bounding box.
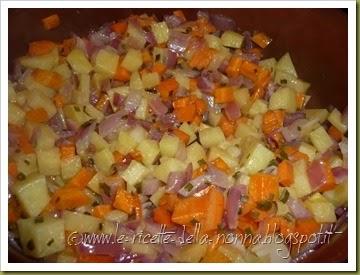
[309,126,334,153]
[37,148,61,176]
[66,48,93,74]
[94,148,115,174]
[137,139,160,166]
[95,48,119,76]
[121,160,149,186]
[199,127,225,148]
[121,49,143,72]
[159,134,180,158]
[151,22,170,44]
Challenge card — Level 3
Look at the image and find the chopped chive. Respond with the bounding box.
[184,183,193,192]
[34,216,44,224]
[47,238,54,246]
[256,200,273,211]
[279,189,290,203]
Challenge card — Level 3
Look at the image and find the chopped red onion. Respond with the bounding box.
[167,31,190,55]
[287,197,312,219]
[228,75,244,87]
[242,31,253,51]
[142,178,160,196]
[145,31,156,47]
[159,113,178,127]
[124,92,142,113]
[224,101,241,121]
[164,15,184,28]
[48,111,67,134]
[113,93,125,108]
[226,184,247,229]
[98,111,126,137]
[166,50,178,68]
[209,14,236,31]
[331,167,348,183]
[283,112,306,127]
[148,127,163,141]
[175,142,187,161]
[264,81,279,101]
[307,159,327,191]
[281,119,307,143]
[75,122,96,154]
[167,171,187,193]
[149,97,168,116]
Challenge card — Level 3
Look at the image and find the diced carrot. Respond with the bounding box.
[238,60,259,82]
[202,249,230,263]
[113,188,141,217]
[195,98,207,115]
[129,150,143,162]
[192,162,208,179]
[9,124,34,154]
[202,187,225,233]
[172,194,208,225]
[25,108,49,123]
[60,144,76,160]
[251,69,271,101]
[28,40,57,56]
[61,38,76,56]
[42,14,60,30]
[32,69,63,90]
[174,104,196,122]
[173,128,190,144]
[283,146,309,162]
[157,78,179,100]
[159,193,180,212]
[262,110,285,135]
[189,78,198,92]
[67,167,95,189]
[173,10,186,21]
[237,215,258,235]
[173,96,192,109]
[295,218,321,237]
[248,173,279,202]
[226,56,243,77]
[111,21,128,34]
[277,160,294,187]
[113,150,125,163]
[214,87,234,104]
[328,125,343,142]
[53,93,65,108]
[238,198,257,217]
[188,47,216,70]
[114,64,131,82]
[263,216,295,236]
[91,204,112,219]
[78,254,114,263]
[153,206,173,225]
[8,161,18,178]
[51,187,90,210]
[251,32,272,49]
[151,63,167,75]
[211,157,231,174]
[141,49,152,64]
[218,115,236,137]
[296,92,306,109]
[191,18,216,37]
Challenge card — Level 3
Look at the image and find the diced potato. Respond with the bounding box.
[208,48,231,71]
[83,104,104,122]
[9,103,25,126]
[208,146,238,169]
[199,127,225,148]
[292,159,312,198]
[117,130,138,154]
[36,125,57,150]
[94,148,115,174]
[150,186,166,206]
[129,71,144,90]
[12,174,50,217]
[251,238,290,263]
[274,70,310,93]
[142,72,160,89]
[235,122,261,140]
[205,34,223,50]
[24,75,55,98]
[309,126,334,153]
[64,210,101,233]
[218,244,244,263]
[20,48,59,70]
[305,109,329,123]
[92,72,109,91]
[328,108,347,133]
[252,114,263,130]
[159,134,180,158]
[16,91,27,106]
[15,153,38,176]
[298,118,321,137]
[104,210,128,224]
[234,88,250,110]
[276,52,297,77]
[135,98,148,120]
[121,49,143,72]
[57,251,77,263]
[323,182,348,207]
[130,126,148,143]
[127,22,146,49]
[276,201,290,216]
[61,155,82,179]
[95,48,119,76]
[174,71,190,90]
[248,99,268,117]
[174,243,207,263]
[66,48,93,74]
[328,155,343,168]
[90,132,108,151]
[37,148,61,176]
[152,47,168,64]
[9,82,17,103]
[151,22,170,44]
[186,142,206,169]
[221,31,244,48]
[137,139,160,166]
[208,111,222,127]
[269,87,297,112]
[298,142,316,161]
[153,158,186,182]
[304,193,337,223]
[27,91,57,118]
[179,122,197,145]
[131,243,157,257]
[17,217,65,258]
[259,58,277,77]
[242,143,274,175]
[73,74,91,105]
[53,63,72,80]
[121,160,149,186]
[63,104,92,126]
[87,172,104,194]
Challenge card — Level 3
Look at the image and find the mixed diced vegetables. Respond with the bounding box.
[8,10,348,263]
